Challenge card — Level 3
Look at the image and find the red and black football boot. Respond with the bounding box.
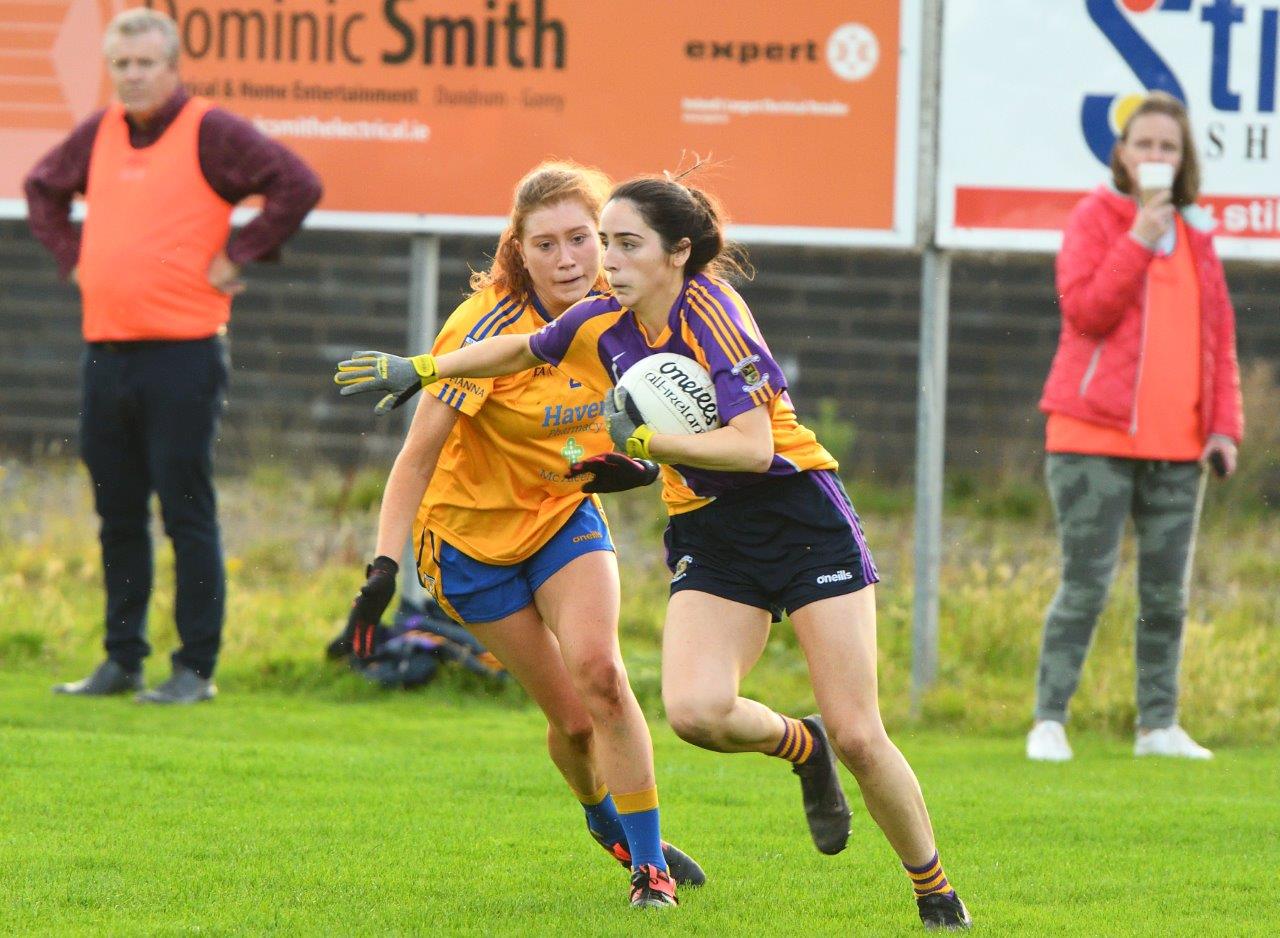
[629,863,678,909]
[588,825,706,887]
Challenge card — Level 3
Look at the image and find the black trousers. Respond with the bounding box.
[80,337,228,678]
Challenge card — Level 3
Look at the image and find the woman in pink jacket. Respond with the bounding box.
[1028,92,1243,762]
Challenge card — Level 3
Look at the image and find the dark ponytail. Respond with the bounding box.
[609,175,753,282]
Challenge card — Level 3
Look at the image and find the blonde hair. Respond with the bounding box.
[469,161,612,299]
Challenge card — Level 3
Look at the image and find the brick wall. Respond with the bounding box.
[2,220,1276,482]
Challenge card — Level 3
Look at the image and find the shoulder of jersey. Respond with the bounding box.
[451,286,532,346]
[687,273,744,309]
[564,292,623,319]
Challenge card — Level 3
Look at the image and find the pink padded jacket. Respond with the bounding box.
[1039,185,1243,443]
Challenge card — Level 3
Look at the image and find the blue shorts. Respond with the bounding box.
[422,499,614,625]
[663,469,879,622]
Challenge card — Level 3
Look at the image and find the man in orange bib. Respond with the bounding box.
[25,8,321,703]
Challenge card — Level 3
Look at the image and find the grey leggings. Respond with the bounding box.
[1034,454,1205,729]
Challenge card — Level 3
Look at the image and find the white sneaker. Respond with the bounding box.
[1134,725,1213,759]
[1026,720,1072,761]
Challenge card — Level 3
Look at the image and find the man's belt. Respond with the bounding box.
[87,336,216,352]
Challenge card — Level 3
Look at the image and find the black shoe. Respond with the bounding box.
[917,892,972,931]
[628,863,678,908]
[656,840,706,888]
[588,825,707,887]
[136,665,216,704]
[53,660,142,696]
[791,714,851,855]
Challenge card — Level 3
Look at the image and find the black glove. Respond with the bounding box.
[567,452,660,493]
[347,555,399,659]
[382,383,424,414]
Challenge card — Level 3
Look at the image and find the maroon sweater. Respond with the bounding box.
[24,88,322,279]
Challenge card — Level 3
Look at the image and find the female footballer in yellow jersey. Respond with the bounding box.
[339,174,972,930]
[335,163,700,909]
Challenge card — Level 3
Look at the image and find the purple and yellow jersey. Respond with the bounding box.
[529,273,836,514]
[416,284,611,566]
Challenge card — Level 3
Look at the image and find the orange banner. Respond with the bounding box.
[1,0,917,243]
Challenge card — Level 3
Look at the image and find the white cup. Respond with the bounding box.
[1137,161,1174,204]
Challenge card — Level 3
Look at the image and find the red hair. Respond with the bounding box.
[470,161,612,298]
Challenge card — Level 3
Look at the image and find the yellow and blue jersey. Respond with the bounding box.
[416,284,611,566]
[528,273,836,514]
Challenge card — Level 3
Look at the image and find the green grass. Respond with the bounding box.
[1,459,1278,742]
[2,670,1277,936]
[2,456,1278,932]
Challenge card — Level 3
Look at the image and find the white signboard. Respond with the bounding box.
[938,0,1280,259]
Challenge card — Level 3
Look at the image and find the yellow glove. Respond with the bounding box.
[605,388,655,459]
[334,351,439,415]
[625,425,655,460]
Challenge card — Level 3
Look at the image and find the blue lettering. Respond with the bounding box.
[542,400,602,428]
[1202,0,1245,111]
[1086,0,1185,97]
[546,401,605,426]
[1082,0,1187,165]
[1261,9,1278,112]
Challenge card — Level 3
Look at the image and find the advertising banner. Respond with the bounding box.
[1,0,919,245]
[938,0,1280,259]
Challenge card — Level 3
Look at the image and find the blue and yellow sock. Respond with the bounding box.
[614,787,667,871]
[770,714,817,764]
[904,851,955,899]
[577,783,626,846]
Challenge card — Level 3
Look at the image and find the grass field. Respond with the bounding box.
[3,670,1277,936]
[2,458,1277,740]
[2,454,1278,934]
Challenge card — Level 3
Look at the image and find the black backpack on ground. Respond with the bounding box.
[326,597,506,689]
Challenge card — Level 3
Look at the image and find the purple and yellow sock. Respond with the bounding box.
[904,851,955,899]
[770,714,817,764]
[614,787,667,871]
[576,783,627,846]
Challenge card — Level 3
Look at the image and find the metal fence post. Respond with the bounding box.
[398,233,441,608]
[911,0,952,715]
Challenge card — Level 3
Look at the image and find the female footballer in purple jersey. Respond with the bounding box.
[335,163,702,909]
[340,174,971,930]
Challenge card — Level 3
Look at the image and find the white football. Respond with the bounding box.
[616,353,721,435]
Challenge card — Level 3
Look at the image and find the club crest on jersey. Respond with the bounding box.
[731,354,768,392]
[671,554,694,583]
